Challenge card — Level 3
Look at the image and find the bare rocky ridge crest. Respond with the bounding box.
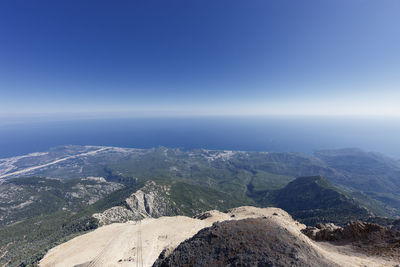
[303,221,400,262]
[40,206,400,267]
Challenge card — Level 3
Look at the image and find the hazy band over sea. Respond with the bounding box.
[1,116,400,158]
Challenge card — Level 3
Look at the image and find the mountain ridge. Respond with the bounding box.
[1,145,400,265]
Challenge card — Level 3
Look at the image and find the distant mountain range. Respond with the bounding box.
[0,145,400,265]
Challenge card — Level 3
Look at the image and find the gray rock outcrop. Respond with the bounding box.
[93,181,177,224]
[302,221,387,242]
[303,221,400,260]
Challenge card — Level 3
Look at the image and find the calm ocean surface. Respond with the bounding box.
[0,116,399,158]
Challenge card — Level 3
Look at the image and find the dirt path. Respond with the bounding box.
[40,216,214,267]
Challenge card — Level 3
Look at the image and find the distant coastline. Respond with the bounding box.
[1,116,400,158]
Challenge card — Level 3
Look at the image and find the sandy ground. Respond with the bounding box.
[40,216,214,267]
[40,207,399,267]
[0,147,109,179]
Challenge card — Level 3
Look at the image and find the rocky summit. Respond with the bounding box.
[153,218,338,267]
[40,206,400,267]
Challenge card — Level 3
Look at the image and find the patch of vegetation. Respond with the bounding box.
[249,170,293,192]
[314,148,400,209]
[0,177,123,229]
[273,176,372,225]
[0,184,140,266]
[167,181,255,216]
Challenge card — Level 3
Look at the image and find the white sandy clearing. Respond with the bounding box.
[40,206,399,267]
[0,152,48,176]
[0,147,109,179]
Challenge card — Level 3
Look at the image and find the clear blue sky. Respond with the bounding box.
[0,0,399,117]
